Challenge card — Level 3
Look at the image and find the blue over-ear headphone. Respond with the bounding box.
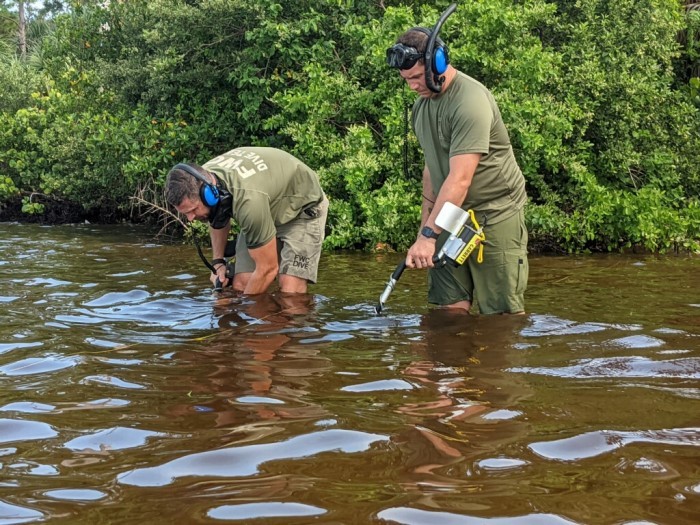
[423,3,457,93]
[174,163,220,208]
[412,27,450,77]
[385,29,449,77]
[385,3,457,93]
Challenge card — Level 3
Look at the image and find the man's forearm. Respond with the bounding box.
[429,182,469,230]
[420,167,435,234]
[209,221,231,259]
[425,154,480,232]
[419,198,433,236]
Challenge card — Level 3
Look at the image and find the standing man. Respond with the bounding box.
[386,18,529,314]
[164,147,328,295]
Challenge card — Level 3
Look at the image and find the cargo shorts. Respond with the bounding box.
[428,207,528,314]
[234,196,328,284]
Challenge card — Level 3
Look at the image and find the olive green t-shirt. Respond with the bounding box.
[412,71,527,224]
[203,147,323,248]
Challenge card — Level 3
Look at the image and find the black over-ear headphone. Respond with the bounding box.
[174,163,220,208]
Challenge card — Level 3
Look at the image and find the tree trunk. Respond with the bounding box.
[18,1,27,59]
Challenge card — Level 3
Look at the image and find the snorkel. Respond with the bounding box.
[424,3,457,94]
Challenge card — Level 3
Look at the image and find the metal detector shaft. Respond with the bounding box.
[375,260,407,315]
[375,256,444,314]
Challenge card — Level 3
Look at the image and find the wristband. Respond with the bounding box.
[421,226,440,240]
[211,258,226,266]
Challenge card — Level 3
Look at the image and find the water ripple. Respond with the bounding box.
[207,502,327,521]
[522,314,650,338]
[341,379,415,392]
[84,290,151,307]
[0,499,44,524]
[64,427,167,452]
[81,375,147,390]
[0,402,55,414]
[508,356,700,379]
[2,226,700,524]
[44,489,107,501]
[324,313,423,333]
[63,398,130,411]
[0,418,58,445]
[56,298,212,328]
[117,429,389,487]
[615,457,679,479]
[23,277,71,287]
[16,462,59,476]
[235,396,285,405]
[522,314,610,336]
[0,355,81,376]
[606,335,666,348]
[476,457,529,471]
[481,409,522,421]
[0,342,43,356]
[529,427,700,461]
[377,507,579,524]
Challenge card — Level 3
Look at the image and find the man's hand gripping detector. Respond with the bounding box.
[374,202,485,314]
[212,239,237,292]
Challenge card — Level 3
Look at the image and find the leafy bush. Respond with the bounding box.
[0,175,19,200]
[0,0,698,253]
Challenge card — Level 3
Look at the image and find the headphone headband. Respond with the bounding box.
[171,162,233,229]
[174,163,208,185]
[410,26,445,49]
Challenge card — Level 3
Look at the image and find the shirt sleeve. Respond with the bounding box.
[234,192,276,249]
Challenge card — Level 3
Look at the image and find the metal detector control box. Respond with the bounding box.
[435,202,485,266]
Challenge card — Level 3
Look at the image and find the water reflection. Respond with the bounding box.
[207,502,326,521]
[0,224,699,524]
[118,428,389,487]
[387,311,533,509]
[164,293,333,429]
[0,418,58,444]
[377,507,580,524]
[0,500,44,524]
[529,428,700,461]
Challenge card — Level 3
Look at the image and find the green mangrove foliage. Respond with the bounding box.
[0,0,698,253]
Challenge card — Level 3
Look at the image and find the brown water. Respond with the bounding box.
[0,222,699,525]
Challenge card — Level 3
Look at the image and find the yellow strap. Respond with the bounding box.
[468,209,486,264]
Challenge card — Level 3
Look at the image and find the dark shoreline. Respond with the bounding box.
[0,196,611,255]
[0,197,133,225]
